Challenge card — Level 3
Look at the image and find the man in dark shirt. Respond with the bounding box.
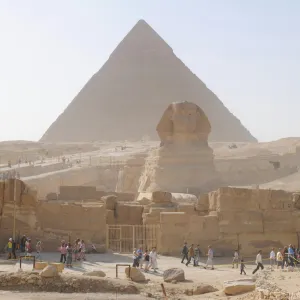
[181,242,188,263]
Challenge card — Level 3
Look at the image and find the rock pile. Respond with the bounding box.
[0,271,138,294]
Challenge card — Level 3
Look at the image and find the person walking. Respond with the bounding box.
[149,247,158,272]
[7,238,13,259]
[20,235,26,253]
[269,248,276,270]
[186,244,194,267]
[36,239,42,261]
[194,244,201,266]
[204,245,214,270]
[276,248,283,269]
[59,242,67,263]
[252,250,264,274]
[288,244,295,266]
[181,242,188,264]
[240,259,246,275]
[232,249,239,268]
[66,243,73,268]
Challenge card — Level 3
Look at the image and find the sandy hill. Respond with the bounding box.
[40,20,256,143]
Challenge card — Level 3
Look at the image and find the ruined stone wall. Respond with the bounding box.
[0,180,107,251]
[158,187,299,257]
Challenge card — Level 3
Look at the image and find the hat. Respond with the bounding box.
[9,238,12,241]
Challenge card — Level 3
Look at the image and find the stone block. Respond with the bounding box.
[218,211,263,234]
[102,195,117,210]
[106,209,115,224]
[152,191,172,203]
[263,210,294,232]
[115,203,143,225]
[177,204,198,215]
[196,194,209,211]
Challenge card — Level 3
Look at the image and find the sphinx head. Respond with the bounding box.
[156,101,211,145]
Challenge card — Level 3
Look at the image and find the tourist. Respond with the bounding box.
[194,244,201,266]
[25,238,32,256]
[204,245,214,270]
[288,244,295,266]
[252,250,264,274]
[11,239,16,259]
[7,238,13,259]
[80,240,86,261]
[149,247,158,272]
[181,242,188,264]
[36,239,42,261]
[59,242,67,263]
[240,259,246,275]
[283,246,289,268]
[186,244,194,267]
[132,248,139,267]
[66,242,73,268]
[136,247,143,268]
[143,250,150,272]
[232,249,239,268]
[277,248,283,269]
[269,248,276,270]
[20,235,26,253]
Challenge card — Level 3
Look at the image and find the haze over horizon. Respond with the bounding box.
[0,0,299,142]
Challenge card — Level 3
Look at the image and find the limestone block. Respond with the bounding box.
[208,191,217,211]
[163,268,185,282]
[106,209,115,225]
[223,279,255,295]
[46,192,57,201]
[21,194,37,207]
[40,265,58,277]
[102,195,117,210]
[263,210,294,232]
[216,188,258,212]
[218,211,263,234]
[136,192,152,202]
[125,267,146,282]
[196,194,209,211]
[35,262,48,270]
[193,284,218,295]
[115,203,143,225]
[152,191,172,203]
[177,204,198,215]
[83,270,106,277]
[160,212,187,224]
[59,186,97,200]
[187,215,220,240]
[143,213,160,224]
[239,232,297,256]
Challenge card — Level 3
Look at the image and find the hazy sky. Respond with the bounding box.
[0,0,299,142]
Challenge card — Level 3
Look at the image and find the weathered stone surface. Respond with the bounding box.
[102,195,117,210]
[138,102,221,194]
[152,191,172,203]
[40,265,58,278]
[83,270,106,277]
[193,284,218,295]
[40,20,256,143]
[223,279,255,295]
[125,267,146,282]
[163,268,185,282]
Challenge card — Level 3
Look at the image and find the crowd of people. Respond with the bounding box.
[132,247,158,273]
[5,235,93,268]
[180,242,300,275]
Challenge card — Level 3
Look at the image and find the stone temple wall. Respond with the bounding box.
[0,179,107,251]
[158,187,299,257]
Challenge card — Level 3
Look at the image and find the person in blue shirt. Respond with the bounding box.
[288,244,295,266]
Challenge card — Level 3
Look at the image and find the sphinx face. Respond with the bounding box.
[171,102,198,133]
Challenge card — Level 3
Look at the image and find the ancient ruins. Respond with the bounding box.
[40,20,256,143]
[138,101,220,194]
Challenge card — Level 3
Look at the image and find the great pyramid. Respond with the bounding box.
[41,20,257,143]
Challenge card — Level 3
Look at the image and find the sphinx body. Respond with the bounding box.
[138,101,220,194]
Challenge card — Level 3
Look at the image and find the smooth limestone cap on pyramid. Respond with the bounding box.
[40,19,257,143]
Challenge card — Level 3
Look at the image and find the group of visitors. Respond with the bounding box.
[6,235,38,260]
[58,239,87,268]
[181,243,214,270]
[132,247,158,273]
